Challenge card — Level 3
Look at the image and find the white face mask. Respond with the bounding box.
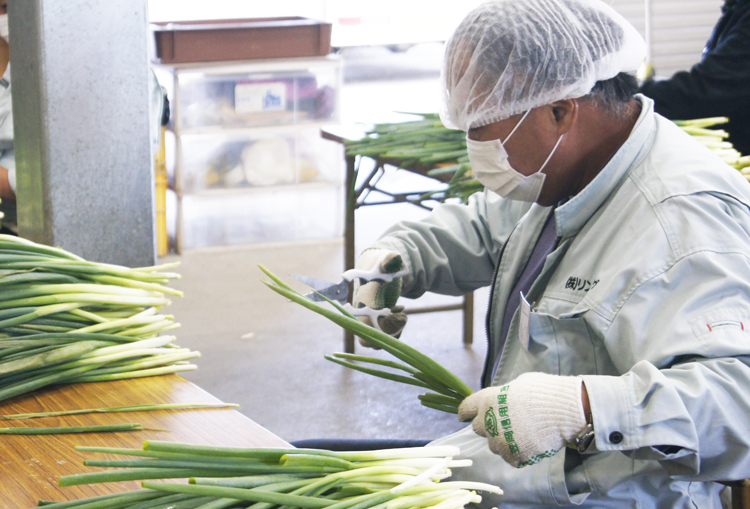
[466,110,563,202]
[0,15,8,42]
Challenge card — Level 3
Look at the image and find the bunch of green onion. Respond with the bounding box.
[0,234,198,402]
[344,114,750,204]
[259,266,473,415]
[343,113,465,169]
[343,114,480,205]
[49,440,501,508]
[674,117,750,173]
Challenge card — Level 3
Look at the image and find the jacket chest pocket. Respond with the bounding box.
[510,311,599,377]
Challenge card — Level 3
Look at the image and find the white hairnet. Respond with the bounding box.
[440,0,646,130]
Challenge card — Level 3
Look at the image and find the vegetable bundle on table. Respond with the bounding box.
[343,113,465,169]
[260,266,473,415]
[0,234,198,402]
[48,440,501,508]
[343,113,481,204]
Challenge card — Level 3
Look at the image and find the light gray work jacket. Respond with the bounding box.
[373,96,750,507]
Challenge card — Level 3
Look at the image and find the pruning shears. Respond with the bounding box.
[290,254,408,332]
[288,273,346,303]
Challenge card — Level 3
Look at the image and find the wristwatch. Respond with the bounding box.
[575,422,595,453]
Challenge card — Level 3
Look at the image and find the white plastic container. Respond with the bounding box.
[172,57,341,130]
[177,125,343,194]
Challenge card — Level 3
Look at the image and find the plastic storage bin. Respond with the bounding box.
[177,126,343,194]
[174,58,341,130]
[179,183,343,249]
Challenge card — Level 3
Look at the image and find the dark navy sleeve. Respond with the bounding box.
[639,1,750,154]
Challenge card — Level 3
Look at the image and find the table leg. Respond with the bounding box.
[463,292,474,346]
[731,480,750,509]
[344,154,357,353]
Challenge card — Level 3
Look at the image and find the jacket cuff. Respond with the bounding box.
[580,374,637,451]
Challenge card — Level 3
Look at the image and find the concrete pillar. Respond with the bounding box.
[10,0,156,267]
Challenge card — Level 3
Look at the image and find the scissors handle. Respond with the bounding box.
[342,251,409,283]
[342,303,392,333]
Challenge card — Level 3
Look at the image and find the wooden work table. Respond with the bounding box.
[0,375,289,509]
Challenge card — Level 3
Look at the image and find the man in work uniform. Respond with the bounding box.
[351,0,750,506]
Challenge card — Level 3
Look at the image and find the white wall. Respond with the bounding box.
[649,0,723,75]
[148,0,485,47]
[149,0,725,75]
[148,0,327,22]
[610,0,723,77]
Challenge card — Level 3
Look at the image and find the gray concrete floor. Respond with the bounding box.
[162,204,488,444]
[160,43,488,444]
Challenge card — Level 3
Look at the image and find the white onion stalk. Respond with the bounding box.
[50,442,502,508]
[0,234,196,402]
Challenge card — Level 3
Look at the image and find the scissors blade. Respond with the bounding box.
[290,274,335,291]
[290,274,349,303]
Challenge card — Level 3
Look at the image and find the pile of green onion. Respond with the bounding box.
[48,440,501,508]
[343,114,480,204]
[674,117,750,173]
[343,113,465,169]
[0,234,198,402]
[260,266,473,414]
[344,114,750,203]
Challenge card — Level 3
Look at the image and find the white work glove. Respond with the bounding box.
[350,248,408,347]
[458,372,588,468]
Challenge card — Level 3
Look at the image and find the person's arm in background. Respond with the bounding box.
[0,15,16,204]
[0,162,14,201]
[0,23,7,76]
[639,2,750,152]
[640,3,750,118]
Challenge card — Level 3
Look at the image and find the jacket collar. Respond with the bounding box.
[554,94,656,238]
